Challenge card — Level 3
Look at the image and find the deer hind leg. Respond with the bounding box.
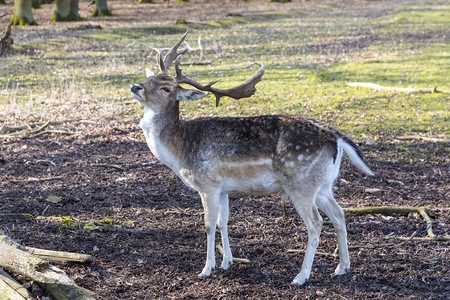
[217,193,233,270]
[287,188,323,285]
[198,190,220,278]
[315,183,350,276]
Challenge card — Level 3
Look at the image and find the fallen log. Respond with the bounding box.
[0,268,32,300]
[28,247,93,265]
[0,233,92,265]
[38,282,96,300]
[347,82,438,93]
[0,236,96,299]
[0,241,74,285]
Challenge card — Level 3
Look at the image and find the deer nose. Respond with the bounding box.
[131,84,143,94]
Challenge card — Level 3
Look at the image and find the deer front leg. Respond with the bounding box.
[198,190,220,278]
[217,193,233,270]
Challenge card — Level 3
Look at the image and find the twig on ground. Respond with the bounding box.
[287,249,338,258]
[216,245,250,264]
[90,163,125,171]
[90,161,158,171]
[348,231,418,250]
[9,177,63,184]
[31,130,76,137]
[397,236,450,242]
[0,213,33,221]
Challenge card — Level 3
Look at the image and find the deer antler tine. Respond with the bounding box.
[157,51,167,74]
[174,54,183,77]
[206,78,221,87]
[163,30,189,71]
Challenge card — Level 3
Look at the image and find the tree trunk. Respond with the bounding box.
[51,0,82,21]
[11,0,37,25]
[69,0,82,20]
[31,0,41,9]
[91,0,111,17]
[52,0,68,21]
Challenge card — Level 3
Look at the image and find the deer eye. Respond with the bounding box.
[161,87,171,93]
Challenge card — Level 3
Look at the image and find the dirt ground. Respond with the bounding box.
[1,0,449,299]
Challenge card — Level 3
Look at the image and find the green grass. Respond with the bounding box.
[1,2,448,141]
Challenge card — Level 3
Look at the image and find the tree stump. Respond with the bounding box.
[0,24,13,55]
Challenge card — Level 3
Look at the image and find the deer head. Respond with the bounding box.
[130,30,265,112]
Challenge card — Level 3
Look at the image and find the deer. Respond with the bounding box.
[130,31,374,285]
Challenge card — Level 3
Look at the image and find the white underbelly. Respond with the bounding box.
[218,158,282,195]
[221,173,282,195]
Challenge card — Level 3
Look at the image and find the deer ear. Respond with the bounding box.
[145,68,155,77]
[177,88,208,102]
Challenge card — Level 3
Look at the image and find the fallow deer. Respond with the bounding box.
[130,31,374,285]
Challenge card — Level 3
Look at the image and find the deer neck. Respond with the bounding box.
[140,101,183,171]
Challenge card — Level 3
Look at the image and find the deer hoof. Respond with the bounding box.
[334,263,350,276]
[198,266,213,278]
[291,273,309,285]
[220,258,233,270]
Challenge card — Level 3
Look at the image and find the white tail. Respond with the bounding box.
[340,138,374,176]
[130,31,373,285]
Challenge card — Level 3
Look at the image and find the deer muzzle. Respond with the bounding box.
[130,84,144,101]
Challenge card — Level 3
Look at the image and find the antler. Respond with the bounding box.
[175,57,265,106]
[157,31,189,74]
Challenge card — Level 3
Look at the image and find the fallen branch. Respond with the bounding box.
[397,236,450,242]
[216,245,250,264]
[0,119,81,135]
[90,160,158,171]
[90,163,125,171]
[0,213,34,221]
[347,82,438,93]
[9,176,63,184]
[395,135,449,143]
[287,231,419,258]
[343,206,438,239]
[31,130,76,137]
[287,249,338,258]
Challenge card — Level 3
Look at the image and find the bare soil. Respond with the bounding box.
[1,0,449,299]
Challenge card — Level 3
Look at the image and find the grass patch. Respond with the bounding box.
[1,2,448,141]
